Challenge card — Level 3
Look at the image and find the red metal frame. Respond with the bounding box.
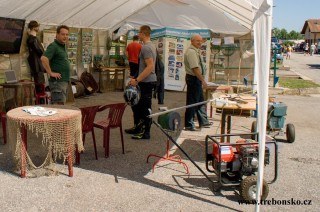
[147,138,189,174]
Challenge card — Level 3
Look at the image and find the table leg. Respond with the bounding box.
[122,69,126,90]
[221,111,226,143]
[97,70,102,93]
[227,115,231,143]
[20,124,27,178]
[115,70,119,90]
[66,126,73,177]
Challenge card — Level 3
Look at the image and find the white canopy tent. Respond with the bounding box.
[1,0,252,33]
[0,0,272,210]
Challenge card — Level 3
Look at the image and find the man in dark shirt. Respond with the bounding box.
[41,25,70,104]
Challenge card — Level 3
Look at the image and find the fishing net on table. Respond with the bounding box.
[7,107,83,177]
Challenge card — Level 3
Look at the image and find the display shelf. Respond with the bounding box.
[108,44,126,66]
[210,43,254,84]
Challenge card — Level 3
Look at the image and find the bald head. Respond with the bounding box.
[191,34,203,49]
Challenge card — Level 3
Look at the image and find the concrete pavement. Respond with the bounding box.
[0,51,320,211]
[283,51,320,84]
[269,51,320,95]
[1,91,319,211]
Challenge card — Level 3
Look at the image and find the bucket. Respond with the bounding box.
[73,81,85,98]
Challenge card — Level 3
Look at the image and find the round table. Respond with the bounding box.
[7,106,83,177]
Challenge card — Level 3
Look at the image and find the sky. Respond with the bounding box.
[272,0,320,32]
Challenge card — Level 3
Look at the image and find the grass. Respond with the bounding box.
[279,78,320,89]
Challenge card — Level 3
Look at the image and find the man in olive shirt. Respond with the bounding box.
[41,25,70,104]
[184,34,211,131]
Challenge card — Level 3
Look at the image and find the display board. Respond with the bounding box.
[81,29,93,64]
[67,32,78,66]
[42,30,56,50]
[128,28,211,91]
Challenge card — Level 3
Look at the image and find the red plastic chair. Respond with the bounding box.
[76,105,101,164]
[94,103,127,158]
[1,112,7,144]
[19,80,48,104]
[35,83,49,104]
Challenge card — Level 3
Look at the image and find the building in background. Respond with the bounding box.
[301,19,320,45]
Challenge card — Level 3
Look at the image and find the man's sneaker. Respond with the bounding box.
[200,122,213,128]
[132,132,150,140]
[125,126,140,134]
[184,127,198,131]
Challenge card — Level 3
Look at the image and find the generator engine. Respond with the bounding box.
[211,139,270,179]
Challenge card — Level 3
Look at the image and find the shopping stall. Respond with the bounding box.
[0,0,273,207]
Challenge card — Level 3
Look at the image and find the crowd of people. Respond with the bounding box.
[26,21,214,141]
[271,41,318,62]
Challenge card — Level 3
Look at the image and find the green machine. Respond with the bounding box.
[251,102,295,143]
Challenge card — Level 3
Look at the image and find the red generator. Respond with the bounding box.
[205,133,278,201]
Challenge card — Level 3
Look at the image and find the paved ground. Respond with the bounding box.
[283,51,320,84]
[0,52,319,211]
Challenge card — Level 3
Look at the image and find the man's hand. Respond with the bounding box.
[129,78,138,87]
[202,80,208,90]
[50,72,61,80]
[41,56,61,80]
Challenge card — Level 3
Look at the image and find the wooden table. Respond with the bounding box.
[205,85,233,118]
[7,106,83,177]
[1,81,35,107]
[96,67,128,92]
[213,95,256,142]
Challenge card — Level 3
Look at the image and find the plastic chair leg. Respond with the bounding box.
[91,129,98,160]
[103,128,110,158]
[120,126,124,154]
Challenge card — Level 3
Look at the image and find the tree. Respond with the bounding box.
[280,29,288,40]
[272,28,281,38]
[272,28,303,40]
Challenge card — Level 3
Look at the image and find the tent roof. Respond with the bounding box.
[1,0,253,34]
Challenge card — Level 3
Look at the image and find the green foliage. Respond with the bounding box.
[283,40,295,47]
[279,78,320,89]
[272,28,303,40]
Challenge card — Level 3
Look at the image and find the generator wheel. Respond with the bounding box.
[286,123,295,143]
[240,176,269,201]
[251,121,257,140]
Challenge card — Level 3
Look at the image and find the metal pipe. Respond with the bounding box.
[148,99,215,118]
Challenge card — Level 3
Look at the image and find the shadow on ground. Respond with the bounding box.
[0,91,245,211]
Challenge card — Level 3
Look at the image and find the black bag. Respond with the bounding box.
[155,51,164,87]
[153,50,165,104]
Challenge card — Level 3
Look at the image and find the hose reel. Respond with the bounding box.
[157,112,181,131]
